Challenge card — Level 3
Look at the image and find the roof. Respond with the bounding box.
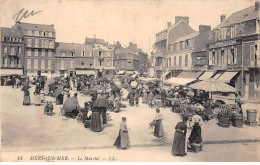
[93,44,112,51]
[15,22,55,32]
[115,47,134,54]
[85,38,106,45]
[173,32,200,43]
[214,4,259,30]
[1,27,21,37]
[55,42,93,51]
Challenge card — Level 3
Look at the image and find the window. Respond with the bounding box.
[221,28,226,40]
[17,59,20,67]
[230,49,234,64]
[48,60,52,69]
[27,59,31,69]
[41,60,45,69]
[35,31,39,36]
[34,49,38,56]
[4,58,8,67]
[28,30,32,35]
[71,52,75,57]
[35,39,39,47]
[179,56,182,66]
[174,56,176,65]
[34,59,38,69]
[18,47,21,54]
[82,51,85,56]
[231,25,236,38]
[43,32,48,37]
[185,55,188,67]
[4,46,7,53]
[11,60,15,67]
[49,40,53,48]
[61,51,65,57]
[43,40,48,48]
[234,48,237,64]
[250,45,256,66]
[212,51,215,64]
[90,52,93,56]
[90,64,93,68]
[169,57,171,67]
[48,32,53,37]
[218,50,221,63]
[48,50,52,57]
[27,49,31,56]
[41,50,45,57]
[209,52,213,65]
[27,39,32,47]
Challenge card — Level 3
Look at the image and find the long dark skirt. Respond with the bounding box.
[56,94,63,105]
[90,112,102,132]
[172,131,186,156]
[154,119,164,138]
[101,108,107,124]
[23,95,30,105]
[113,130,121,148]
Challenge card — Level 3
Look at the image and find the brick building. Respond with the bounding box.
[207,2,260,99]
[13,22,56,77]
[152,16,196,78]
[1,27,25,76]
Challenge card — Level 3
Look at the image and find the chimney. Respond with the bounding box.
[255,1,259,11]
[199,25,211,33]
[175,16,189,25]
[167,22,171,27]
[220,14,226,23]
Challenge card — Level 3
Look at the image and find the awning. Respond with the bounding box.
[217,71,239,83]
[134,71,139,75]
[199,71,215,80]
[125,71,135,75]
[76,70,96,75]
[213,72,223,79]
[137,77,160,84]
[177,71,203,79]
[165,77,197,86]
[0,68,23,76]
[161,71,171,79]
[117,70,125,75]
[131,74,137,78]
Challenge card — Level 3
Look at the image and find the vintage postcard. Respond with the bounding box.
[0,0,260,162]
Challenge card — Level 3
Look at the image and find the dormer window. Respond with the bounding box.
[82,51,85,56]
[72,52,75,57]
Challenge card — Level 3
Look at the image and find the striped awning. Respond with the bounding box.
[217,71,239,83]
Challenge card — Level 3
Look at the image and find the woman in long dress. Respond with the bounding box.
[90,107,102,132]
[34,83,41,106]
[172,116,188,156]
[114,117,130,150]
[188,122,203,152]
[127,92,135,106]
[154,108,164,138]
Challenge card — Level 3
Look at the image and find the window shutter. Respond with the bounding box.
[234,48,237,64]
[250,45,255,60]
[209,52,212,65]
[224,49,227,64]
[228,49,231,64]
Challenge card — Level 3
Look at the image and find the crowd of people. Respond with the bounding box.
[5,73,230,156]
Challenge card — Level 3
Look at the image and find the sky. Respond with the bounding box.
[0,0,256,54]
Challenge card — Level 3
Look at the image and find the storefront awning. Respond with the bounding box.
[75,70,96,75]
[177,71,203,79]
[199,71,215,80]
[0,68,23,76]
[117,70,125,75]
[125,71,135,75]
[217,71,239,83]
[161,71,171,79]
[165,77,196,86]
[213,72,223,79]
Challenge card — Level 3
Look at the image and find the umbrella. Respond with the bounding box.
[111,84,120,92]
[122,75,134,81]
[21,85,31,91]
[189,78,236,93]
[63,97,78,113]
[92,98,109,108]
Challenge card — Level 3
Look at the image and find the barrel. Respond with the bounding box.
[217,113,231,128]
[246,109,257,122]
[232,113,244,128]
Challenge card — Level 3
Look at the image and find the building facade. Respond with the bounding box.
[153,16,196,78]
[1,27,25,76]
[13,22,56,77]
[207,2,260,99]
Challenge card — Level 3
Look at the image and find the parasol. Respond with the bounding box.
[63,97,78,113]
[21,85,31,91]
[92,98,109,108]
[189,78,236,93]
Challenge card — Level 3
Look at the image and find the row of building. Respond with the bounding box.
[1,23,150,79]
[151,2,260,99]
